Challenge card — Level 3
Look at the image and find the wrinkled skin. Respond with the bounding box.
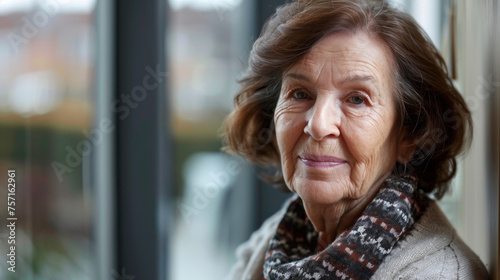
[274,32,411,245]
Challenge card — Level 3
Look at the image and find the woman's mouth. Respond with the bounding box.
[299,155,346,168]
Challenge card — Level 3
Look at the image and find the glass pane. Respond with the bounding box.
[167,0,255,279]
[0,1,96,279]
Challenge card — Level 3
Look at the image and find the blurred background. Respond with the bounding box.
[0,0,498,279]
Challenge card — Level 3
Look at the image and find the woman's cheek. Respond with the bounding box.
[280,154,296,192]
[276,119,297,166]
[345,115,386,151]
[275,106,304,191]
[347,117,398,187]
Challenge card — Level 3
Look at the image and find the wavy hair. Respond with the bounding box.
[223,0,472,199]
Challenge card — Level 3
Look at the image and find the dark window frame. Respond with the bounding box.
[93,0,290,279]
[94,0,171,279]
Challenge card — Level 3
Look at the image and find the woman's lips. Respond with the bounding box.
[299,155,346,168]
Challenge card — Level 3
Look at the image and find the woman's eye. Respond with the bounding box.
[348,95,365,105]
[292,91,308,100]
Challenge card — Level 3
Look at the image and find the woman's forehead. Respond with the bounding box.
[284,32,395,89]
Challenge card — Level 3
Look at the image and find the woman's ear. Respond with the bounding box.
[397,137,416,163]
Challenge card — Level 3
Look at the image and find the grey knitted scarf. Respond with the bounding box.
[263,175,428,280]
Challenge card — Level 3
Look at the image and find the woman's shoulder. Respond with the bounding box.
[373,200,490,279]
[224,196,296,280]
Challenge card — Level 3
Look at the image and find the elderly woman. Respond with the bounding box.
[224,0,489,279]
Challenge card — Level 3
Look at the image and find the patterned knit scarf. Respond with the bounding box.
[263,175,428,280]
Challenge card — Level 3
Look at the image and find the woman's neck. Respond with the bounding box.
[302,180,384,249]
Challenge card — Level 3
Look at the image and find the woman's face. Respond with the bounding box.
[274,32,406,206]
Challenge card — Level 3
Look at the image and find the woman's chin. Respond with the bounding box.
[291,178,347,206]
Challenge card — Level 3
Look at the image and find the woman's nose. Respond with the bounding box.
[304,99,341,140]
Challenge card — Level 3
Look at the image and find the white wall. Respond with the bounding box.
[458,0,499,277]
[389,0,499,277]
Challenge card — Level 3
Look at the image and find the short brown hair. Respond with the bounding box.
[223,0,472,199]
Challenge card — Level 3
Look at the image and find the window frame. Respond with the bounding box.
[94,0,171,279]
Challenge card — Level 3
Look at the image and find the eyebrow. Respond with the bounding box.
[283,73,310,82]
[340,74,377,85]
[283,72,377,85]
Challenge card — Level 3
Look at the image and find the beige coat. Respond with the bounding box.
[226,199,489,280]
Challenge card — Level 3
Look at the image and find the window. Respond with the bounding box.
[0,1,96,279]
[167,1,258,279]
